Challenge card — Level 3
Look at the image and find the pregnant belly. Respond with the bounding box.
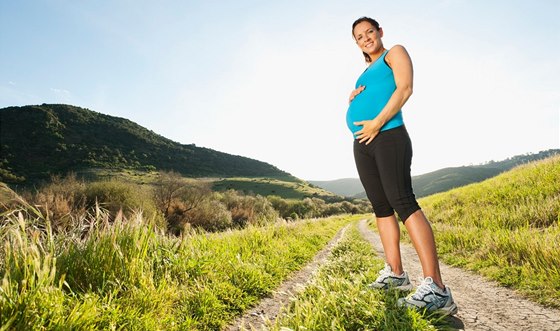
[346,90,382,134]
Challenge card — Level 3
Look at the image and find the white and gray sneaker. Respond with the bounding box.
[368,263,413,291]
[398,277,458,315]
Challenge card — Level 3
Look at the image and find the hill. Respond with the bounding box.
[410,149,560,197]
[308,178,365,198]
[0,104,295,184]
[414,155,560,307]
[212,177,338,200]
[310,149,560,198]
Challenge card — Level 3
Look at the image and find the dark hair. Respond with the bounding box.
[352,17,380,63]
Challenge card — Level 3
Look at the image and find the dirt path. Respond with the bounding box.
[226,224,350,331]
[357,219,560,331]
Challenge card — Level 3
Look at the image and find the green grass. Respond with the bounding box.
[212,177,337,200]
[77,168,162,185]
[77,170,337,201]
[272,222,451,330]
[394,156,560,308]
[0,203,358,330]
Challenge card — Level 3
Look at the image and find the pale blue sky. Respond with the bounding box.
[1,0,559,180]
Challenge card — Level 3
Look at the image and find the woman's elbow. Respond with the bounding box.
[402,85,413,99]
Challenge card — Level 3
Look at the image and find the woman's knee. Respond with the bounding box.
[386,194,420,222]
[371,202,394,218]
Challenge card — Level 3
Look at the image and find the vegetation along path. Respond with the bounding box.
[228,219,560,330]
[227,224,350,330]
[357,219,560,331]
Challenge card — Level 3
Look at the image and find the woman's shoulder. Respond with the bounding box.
[387,44,408,55]
[386,45,411,66]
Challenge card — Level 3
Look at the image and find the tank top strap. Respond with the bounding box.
[381,49,391,68]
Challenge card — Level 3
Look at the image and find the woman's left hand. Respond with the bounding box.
[353,118,382,145]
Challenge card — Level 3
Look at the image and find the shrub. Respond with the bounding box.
[152,172,214,233]
[152,171,188,219]
[183,198,232,233]
[267,195,291,218]
[84,180,159,222]
[219,190,278,227]
[27,173,87,231]
[286,198,324,219]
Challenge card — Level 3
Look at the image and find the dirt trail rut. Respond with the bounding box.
[227,224,349,330]
[357,219,560,331]
[227,220,560,330]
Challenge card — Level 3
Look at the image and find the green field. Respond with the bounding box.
[0,206,356,330]
[391,155,560,308]
[273,222,449,330]
[1,156,558,329]
[70,169,339,202]
[211,177,338,200]
[0,206,453,330]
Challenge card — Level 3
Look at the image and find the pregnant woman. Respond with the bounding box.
[347,16,457,315]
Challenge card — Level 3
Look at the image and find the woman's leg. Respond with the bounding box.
[404,210,444,288]
[376,214,404,275]
[373,126,446,288]
[353,139,404,274]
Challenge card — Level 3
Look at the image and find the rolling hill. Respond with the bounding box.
[307,178,366,198]
[310,149,560,198]
[415,155,560,307]
[0,104,296,184]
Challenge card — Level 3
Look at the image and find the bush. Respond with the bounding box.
[27,173,87,231]
[163,195,233,234]
[85,180,159,223]
[186,198,232,232]
[267,195,291,218]
[152,171,188,219]
[219,190,278,227]
[267,195,371,220]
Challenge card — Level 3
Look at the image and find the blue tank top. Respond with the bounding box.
[346,50,404,137]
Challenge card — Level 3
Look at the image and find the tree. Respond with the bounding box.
[153,171,213,234]
[153,171,187,218]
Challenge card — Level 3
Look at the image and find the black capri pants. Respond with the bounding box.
[353,125,420,223]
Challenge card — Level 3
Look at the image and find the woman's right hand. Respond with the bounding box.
[348,85,366,104]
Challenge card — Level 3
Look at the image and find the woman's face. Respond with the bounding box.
[353,21,383,56]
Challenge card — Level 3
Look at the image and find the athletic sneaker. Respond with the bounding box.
[398,277,458,315]
[368,263,413,291]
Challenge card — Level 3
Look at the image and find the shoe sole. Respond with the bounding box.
[397,299,459,316]
[393,283,413,291]
[368,283,413,291]
[437,302,458,316]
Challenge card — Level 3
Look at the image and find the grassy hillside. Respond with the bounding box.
[411,148,559,197]
[212,177,338,200]
[403,155,560,307]
[314,149,559,198]
[42,169,338,202]
[308,178,365,198]
[0,203,357,330]
[0,104,295,184]
[0,201,450,330]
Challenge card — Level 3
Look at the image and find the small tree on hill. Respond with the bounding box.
[153,171,187,219]
[153,171,213,234]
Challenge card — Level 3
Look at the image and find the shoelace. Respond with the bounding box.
[412,277,436,300]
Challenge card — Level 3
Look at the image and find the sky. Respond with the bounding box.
[1,0,559,181]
